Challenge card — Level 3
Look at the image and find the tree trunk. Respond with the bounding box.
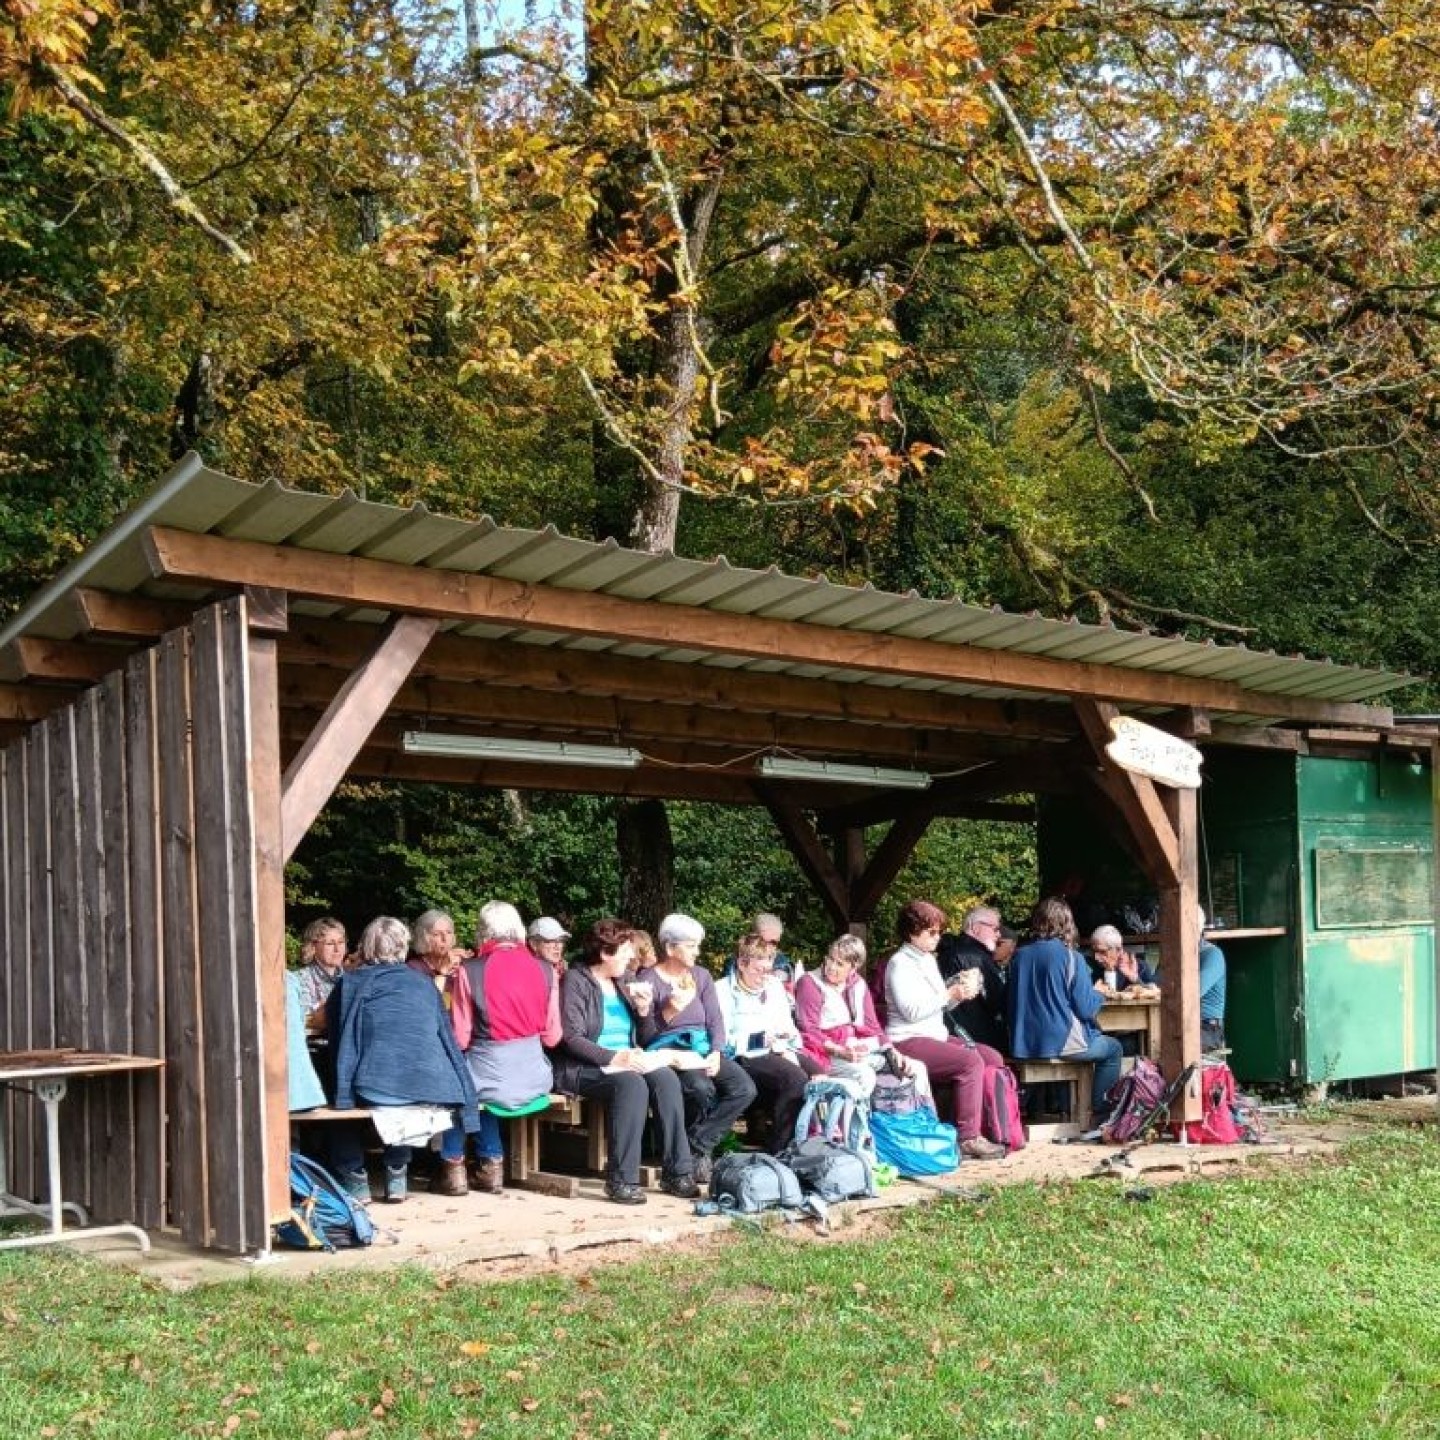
[617,798,674,933]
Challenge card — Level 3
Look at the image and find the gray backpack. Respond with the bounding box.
[780,1135,876,1203]
[709,1152,805,1214]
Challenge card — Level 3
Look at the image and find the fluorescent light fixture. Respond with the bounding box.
[402,732,642,770]
[757,756,932,790]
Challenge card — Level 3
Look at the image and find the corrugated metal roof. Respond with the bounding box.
[0,456,1413,720]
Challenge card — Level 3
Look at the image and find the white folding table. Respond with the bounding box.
[0,1049,164,1254]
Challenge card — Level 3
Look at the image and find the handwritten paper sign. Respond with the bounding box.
[1105,715,1204,790]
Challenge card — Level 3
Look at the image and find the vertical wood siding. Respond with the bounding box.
[0,598,269,1253]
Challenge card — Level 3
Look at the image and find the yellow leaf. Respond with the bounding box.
[460,1341,491,1357]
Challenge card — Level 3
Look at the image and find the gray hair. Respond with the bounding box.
[477,900,526,945]
[358,916,411,965]
[413,909,455,951]
[964,905,999,935]
[752,911,784,938]
[657,912,705,947]
[1090,925,1124,952]
[825,933,867,970]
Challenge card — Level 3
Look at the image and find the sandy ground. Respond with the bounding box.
[43,1098,1428,1289]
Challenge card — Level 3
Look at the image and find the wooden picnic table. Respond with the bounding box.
[1095,992,1163,1058]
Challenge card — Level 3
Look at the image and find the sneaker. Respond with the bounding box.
[961,1136,1007,1162]
[471,1157,504,1195]
[383,1165,409,1203]
[431,1158,469,1197]
[660,1171,700,1200]
[604,1180,648,1206]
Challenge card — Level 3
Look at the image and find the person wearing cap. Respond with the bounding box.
[637,912,756,1185]
[528,916,571,978]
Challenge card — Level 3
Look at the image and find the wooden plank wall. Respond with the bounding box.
[0,598,269,1253]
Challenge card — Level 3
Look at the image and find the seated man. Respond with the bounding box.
[936,904,1009,1052]
[1198,907,1227,1053]
[1087,925,1157,989]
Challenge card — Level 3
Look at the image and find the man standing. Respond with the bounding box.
[937,905,1009,1052]
[1198,907,1228,1052]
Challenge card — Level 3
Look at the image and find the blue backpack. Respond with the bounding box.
[275,1153,376,1251]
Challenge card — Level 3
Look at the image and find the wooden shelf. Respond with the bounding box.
[1121,926,1287,944]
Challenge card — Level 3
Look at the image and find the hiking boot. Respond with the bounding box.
[660,1171,700,1200]
[383,1165,409,1203]
[432,1158,469,1197]
[604,1180,648,1206]
[471,1157,505,1194]
[961,1136,1007,1162]
[340,1169,372,1205]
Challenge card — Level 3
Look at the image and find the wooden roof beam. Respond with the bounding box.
[140,527,1391,728]
[76,588,1081,740]
[275,663,1011,769]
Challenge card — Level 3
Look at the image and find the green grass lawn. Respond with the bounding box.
[2,1128,1438,1439]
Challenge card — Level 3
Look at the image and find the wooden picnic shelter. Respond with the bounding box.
[0,456,1417,1254]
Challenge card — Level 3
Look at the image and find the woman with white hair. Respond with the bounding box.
[451,899,563,1193]
[636,912,756,1185]
[1088,925,1156,991]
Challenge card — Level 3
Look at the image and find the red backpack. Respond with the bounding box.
[980,1064,1026,1151]
[1171,1060,1241,1144]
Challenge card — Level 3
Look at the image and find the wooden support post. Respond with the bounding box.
[247,625,291,1225]
[1432,739,1440,1118]
[1158,786,1201,1122]
[279,614,438,861]
[848,807,935,923]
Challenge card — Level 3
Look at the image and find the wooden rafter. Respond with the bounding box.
[762,793,850,927]
[1073,699,1180,889]
[280,615,438,860]
[141,527,1390,727]
[847,806,936,920]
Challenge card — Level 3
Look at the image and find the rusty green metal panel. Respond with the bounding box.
[1296,752,1434,1083]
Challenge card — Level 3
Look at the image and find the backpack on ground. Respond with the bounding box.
[980,1064,1027,1152]
[871,1071,922,1116]
[1171,1060,1242,1145]
[1101,1057,1169,1145]
[869,1105,960,1177]
[708,1151,806,1215]
[793,1077,874,1157]
[274,1153,376,1251]
[779,1135,876,1203]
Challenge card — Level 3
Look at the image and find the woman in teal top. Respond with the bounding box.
[552,919,698,1206]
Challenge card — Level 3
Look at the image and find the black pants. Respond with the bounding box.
[675,1057,757,1157]
[572,1065,692,1184]
[737,1052,822,1153]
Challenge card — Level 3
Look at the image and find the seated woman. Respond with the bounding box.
[636,913,756,1185]
[884,900,1007,1161]
[551,919,700,1205]
[1007,897,1123,1123]
[794,933,927,1099]
[328,915,481,1203]
[715,934,822,1151]
[454,900,562,1195]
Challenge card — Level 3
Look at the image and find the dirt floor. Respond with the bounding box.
[48,1096,1430,1290]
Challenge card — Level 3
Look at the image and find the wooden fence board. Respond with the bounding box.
[124,651,165,1230]
[156,628,207,1246]
[188,605,245,1251]
[215,600,268,1249]
[7,733,36,1200]
[23,724,54,1203]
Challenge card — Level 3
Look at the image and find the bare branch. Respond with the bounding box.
[42,62,253,265]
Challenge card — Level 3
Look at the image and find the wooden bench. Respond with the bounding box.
[1014,1059,1093,1139]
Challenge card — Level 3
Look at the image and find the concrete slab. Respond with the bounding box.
[45,1113,1357,1288]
